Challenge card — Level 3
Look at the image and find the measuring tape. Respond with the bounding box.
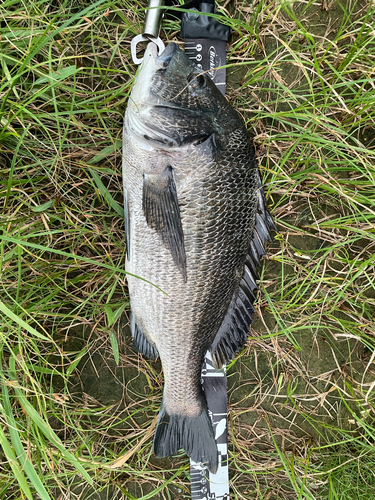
[190,354,229,500]
[181,5,231,498]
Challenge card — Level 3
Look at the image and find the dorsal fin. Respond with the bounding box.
[210,178,276,369]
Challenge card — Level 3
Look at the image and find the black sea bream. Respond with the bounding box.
[122,42,276,472]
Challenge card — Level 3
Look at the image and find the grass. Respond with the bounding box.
[0,0,375,498]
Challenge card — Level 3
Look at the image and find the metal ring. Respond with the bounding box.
[131,35,165,65]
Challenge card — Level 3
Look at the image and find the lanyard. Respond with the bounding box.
[130,3,231,498]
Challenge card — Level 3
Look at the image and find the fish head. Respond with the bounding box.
[126,42,236,150]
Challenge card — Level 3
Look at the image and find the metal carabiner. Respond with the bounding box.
[131,0,165,65]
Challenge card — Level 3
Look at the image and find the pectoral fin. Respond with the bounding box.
[143,166,187,281]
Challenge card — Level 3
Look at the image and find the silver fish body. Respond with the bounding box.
[122,42,276,472]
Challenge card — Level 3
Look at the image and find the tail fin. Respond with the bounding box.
[153,402,218,473]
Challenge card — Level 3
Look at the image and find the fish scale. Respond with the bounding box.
[122,41,276,472]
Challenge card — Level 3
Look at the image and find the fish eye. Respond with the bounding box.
[187,72,206,90]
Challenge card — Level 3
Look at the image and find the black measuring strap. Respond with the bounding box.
[166,0,231,95]
[176,3,231,498]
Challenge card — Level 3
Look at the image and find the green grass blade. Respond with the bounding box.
[8,357,92,484]
[2,384,52,500]
[0,425,34,500]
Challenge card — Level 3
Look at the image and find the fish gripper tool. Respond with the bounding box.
[131,0,165,64]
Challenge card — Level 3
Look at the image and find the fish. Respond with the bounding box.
[122,41,276,473]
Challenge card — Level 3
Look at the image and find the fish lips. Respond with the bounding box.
[129,43,164,111]
[156,41,178,66]
[131,41,212,109]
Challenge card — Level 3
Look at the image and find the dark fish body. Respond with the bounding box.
[122,42,275,472]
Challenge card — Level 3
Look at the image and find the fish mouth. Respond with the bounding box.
[130,42,182,109]
[127,42,201,148]
[129,42,165,107]
[155,42,178,66]
[145,40,178,66]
